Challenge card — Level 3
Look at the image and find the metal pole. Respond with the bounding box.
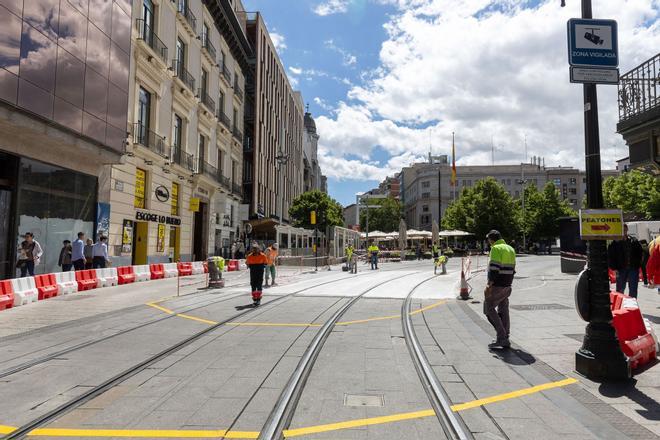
[574,0,629,380]
[521,164,526,251]
[314,226,318,272]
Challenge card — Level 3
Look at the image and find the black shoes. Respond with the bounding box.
[488,339,511,349]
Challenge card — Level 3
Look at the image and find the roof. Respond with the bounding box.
[304,112,317,134]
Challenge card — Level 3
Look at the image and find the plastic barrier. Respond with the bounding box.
[608,269,616,284]
[191,261,205,275]
[163,263,179,278]
[55,271,78,295]
[10,277,38,306]
[610,291,625,312]
[0,280,14,310]
[75,269,98,291]
[133,265,151,282]
[150,264,165,280]
[227,260,239,272]
[117,266,136,284]
[34,274,59,300]
[611,295,658,370]
[203,261,209,273]
[96,267,118,287]
[177,262,193,276]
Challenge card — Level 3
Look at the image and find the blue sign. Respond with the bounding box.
[567,19,618,67]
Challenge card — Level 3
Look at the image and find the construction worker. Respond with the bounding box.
[264,242,279,287]
[368,242,379,270]
[346,244,354,272]
[246,244,268,306]
[484,230,516,349]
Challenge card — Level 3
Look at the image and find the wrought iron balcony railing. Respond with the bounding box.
[234,81,244,101]
[201,36,216,62]
[217,110,231,129]
[219,174,231,190]
[136,19,168,64]
[171,147,196,172]
[618,53,660,123]
[232,125,243,142]
[176,0,197,31]
[232,182,242,197]
[197,158,218,180]
[172,59,195,92]
[133,123,168,158]
[221,64,232,84]
[198,88,215,113]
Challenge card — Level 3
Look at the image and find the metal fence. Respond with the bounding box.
[618,53,660,123]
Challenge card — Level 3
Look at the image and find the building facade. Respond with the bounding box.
[0,0,131,278]
[242,12,305,223]
[104,0,250,265]
[302,110,326,193]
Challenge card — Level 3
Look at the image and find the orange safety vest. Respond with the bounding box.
[246,252,268,266]
[265,247,278,266]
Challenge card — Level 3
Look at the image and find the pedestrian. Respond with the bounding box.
[72,232,85,270]
[368,241,379,270]
[58,240,73,271]
[640,239,650,286]
[416,244,422,260]
[231,241,237,259]
[346,244,354,272]
[92,236,109,269]
[16,232,43,277]
[84,238,94,269]
[646,235,660,293]
[264,242,279,287]
[237,240,245,259]
[484,230,516,349]
[246,244,268,306]
[607,224,643,298]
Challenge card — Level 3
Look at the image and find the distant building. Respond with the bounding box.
[616,156,631,173]
[377,174,401,199]
[343,204,358,229]
[302,110,326,193]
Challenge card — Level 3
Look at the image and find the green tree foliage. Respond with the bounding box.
[289,190,344,231]
[441,177,519,240]
[519,183,575,242]
[359,197,403,233]
[602,170,660,220]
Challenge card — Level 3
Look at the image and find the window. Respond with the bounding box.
[137,87,151,141]
[533,178,538,185]
[422,181,430,188]
[569,188,577,195]
[231,160,236,184]
[198,134,206,161]
[569,177,577,185]
[220,50,226,69]
[142,0,155,38]
[201,68,208,95]
[232,107,238,129]
[515,190,519,197]
[202,22,209,46]
[501,179,505,185]
[173,114,183,149]
[506,179,511,185]
[171,182,179,216]
[553,178,561,186]
[421,192,430,199]
[135,168,146,208]
[422,205,429,212]
[582,177,586,183]
[218,149,223,174]
[175,37,186,72]
[218,90,225,115]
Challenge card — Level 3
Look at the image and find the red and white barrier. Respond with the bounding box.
[10,277,38,306]
[55,271,78,294]
[133,265,151,282]
[163,263,179,278]
[610,291,658,370]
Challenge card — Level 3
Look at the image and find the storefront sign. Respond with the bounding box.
[196,187,209,196]
[135,211,181,225]
[579,209,624,240]
[157,224,165,252]
[190,197,200,212]
[114,180,124,192]
[122,220,133,253]
[135,168,146,208]
[155,185,170,202]
[171,183,179,216]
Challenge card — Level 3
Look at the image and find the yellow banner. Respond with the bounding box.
[171,182,179,216]
[311,210,316,225]
[157,224,165,252]
[134,168,146,208]
[579,209,624,240]
[189,197,200,212]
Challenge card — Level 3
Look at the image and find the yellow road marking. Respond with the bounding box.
[336,315,400,325]
[175,313,219,325]
[227,322,322,327]
[411,300,447,315]
[0,378,578,438]
[146,302,175,315]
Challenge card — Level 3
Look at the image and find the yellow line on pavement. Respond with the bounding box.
[146,302,175,314]
[227,322,322,327]
[175,313,219,325]
[26,428,260,438]
[411,300,447,315]
[0,425,14,435]
[336,314,400,325]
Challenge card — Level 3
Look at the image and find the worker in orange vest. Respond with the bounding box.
[246,244,268,306]
[264,242,279,287]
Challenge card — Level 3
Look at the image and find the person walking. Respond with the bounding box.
[84,238,94,269]
[484,230,516,349]
[92,236,109,269]
[17,232,43,277]
[346,244,354,272]
[607,224,643,298]
[237,240,246,259]
[58,240,73,271]
[246,244,268,306]
[367,242,379,270]
[416,244,422,261]
[264,242,279,287]
[72,232,85,270]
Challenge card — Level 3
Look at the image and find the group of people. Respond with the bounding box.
[608,224,660,297]
[230,240,246,260]
[16,232,110,278]
[245,242,279,306]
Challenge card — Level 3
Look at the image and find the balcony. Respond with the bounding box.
[618,53,660,124]
[171,147,196,172]
[217,110,231,129]
[201,36,217,62]
[136,19,168,65]
[219,174,231,190]
[197,158,218,180]
[232,182,242,197]
[234,81,244,101]
[198,88,215,113]
[132,123,168,158]
[172,59,195,92]
[221,64,232,85]
[176,0,197,33]
[232,125,243,142]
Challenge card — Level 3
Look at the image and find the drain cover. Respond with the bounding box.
[510,303,571,311]
[343,394,384,407]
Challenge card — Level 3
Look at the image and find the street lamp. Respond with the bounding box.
[562,0,629,380]
[275,147,289,224]
[515,176,528,251]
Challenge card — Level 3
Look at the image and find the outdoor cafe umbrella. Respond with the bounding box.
[438,230,473,237]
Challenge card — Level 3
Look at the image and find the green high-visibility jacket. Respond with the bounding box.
[368,245,379,254]
[488,239,516,287]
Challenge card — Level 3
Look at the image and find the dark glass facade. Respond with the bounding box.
[0,0,131,152]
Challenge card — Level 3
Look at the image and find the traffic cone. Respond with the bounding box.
[458,269,471,300]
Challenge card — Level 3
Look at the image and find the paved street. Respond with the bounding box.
[0,256,658,439]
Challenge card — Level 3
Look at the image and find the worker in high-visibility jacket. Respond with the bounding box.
[484,230,516,349]
[246,244,268,306]
[367,242,379,270]
[346,244,355,273]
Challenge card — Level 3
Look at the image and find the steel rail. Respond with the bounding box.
[1,272,375,440]
[258,271,427,440]
[402,280,474,440]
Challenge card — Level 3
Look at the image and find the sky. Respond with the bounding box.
[241,0,660,207]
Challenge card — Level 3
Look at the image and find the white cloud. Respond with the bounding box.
[314,97,334,112]
[314,0,350,16]
[324,39,358,66]
[317,0,660,183]
[269,32,287,53]
[289,66,303,75]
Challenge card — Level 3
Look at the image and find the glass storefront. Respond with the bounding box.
[16,158,97,275]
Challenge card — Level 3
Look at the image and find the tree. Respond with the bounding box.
[520,183,575,243]
[289,190,344,231]
[442,177,520,240]
[359,197,403,233]
[602,170,660,220]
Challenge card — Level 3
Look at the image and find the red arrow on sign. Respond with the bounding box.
[591,224,611,232]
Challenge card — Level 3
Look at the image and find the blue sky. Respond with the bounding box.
[242,0,660,207]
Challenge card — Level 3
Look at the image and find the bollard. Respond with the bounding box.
[458,257,472,300]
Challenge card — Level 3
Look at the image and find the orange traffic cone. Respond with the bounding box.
[458,269,471,300]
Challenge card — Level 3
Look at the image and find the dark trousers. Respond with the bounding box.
[370,254,378,269]
[19,260,35,277]
[92,257,106,269]
[62,264,73,272]
[484,285,511,342]
[250,265,265,291]
[73,259,85,271]
[616,268,639,298]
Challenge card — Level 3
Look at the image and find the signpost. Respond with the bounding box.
[311,210,318,272]
[578,209,624,240]
[567,18,619,85]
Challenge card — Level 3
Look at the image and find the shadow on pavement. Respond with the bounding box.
[490,347,537,366]
[235,303,257,311]
[599,377,660,421]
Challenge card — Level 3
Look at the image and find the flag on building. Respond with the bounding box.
[450,133,457,186]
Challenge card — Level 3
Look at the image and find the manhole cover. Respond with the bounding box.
[343,394,384,407]
[564,334,585,342]
[510,303,571,311]
[58,295,93,301]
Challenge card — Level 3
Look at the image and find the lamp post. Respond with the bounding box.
[561,0,629,380]
[275,147,289,224]
[516,164,528,251]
